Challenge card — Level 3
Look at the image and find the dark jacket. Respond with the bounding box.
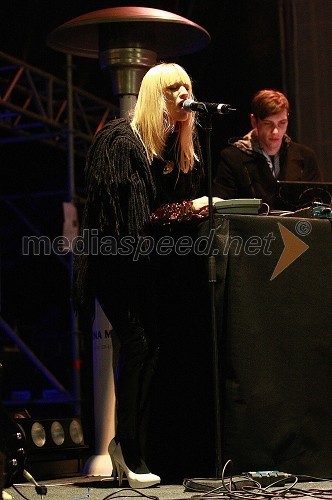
[212,131,321,209]
[72,118,204,315]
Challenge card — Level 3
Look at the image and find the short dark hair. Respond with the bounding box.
[251,89,290,120]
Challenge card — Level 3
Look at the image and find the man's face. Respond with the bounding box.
[251,110,288,155]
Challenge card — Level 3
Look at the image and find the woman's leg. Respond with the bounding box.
[93,254,160,471]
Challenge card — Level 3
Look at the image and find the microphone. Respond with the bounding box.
[181,99,236,114]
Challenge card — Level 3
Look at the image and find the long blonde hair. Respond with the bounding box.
[131,63,197,173]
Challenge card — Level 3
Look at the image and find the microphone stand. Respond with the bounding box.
[200,113,223,478]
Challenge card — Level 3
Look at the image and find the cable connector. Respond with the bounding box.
[35,485,48,496]
[246,470,291,487]
[23,469,48,496]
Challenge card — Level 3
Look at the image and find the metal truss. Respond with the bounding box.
[0,50,119,414]
[0,50,118,158]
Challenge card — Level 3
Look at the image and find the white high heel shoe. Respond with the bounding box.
[108,438,117,480]
[108,440,160,489]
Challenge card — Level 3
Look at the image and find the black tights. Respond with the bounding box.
[92,254,160,467]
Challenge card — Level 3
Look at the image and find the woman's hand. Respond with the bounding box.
[192,196,223,212]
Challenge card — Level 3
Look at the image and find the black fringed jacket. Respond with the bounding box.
[72,118,204,314]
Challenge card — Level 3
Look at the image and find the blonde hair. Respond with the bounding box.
[131,63,197,173]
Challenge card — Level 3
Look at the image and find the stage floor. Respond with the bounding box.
[4,478,196,500]
[4,475,332,500]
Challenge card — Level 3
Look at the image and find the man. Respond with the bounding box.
[212,89,321,209]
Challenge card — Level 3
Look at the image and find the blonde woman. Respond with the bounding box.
[73,63,213,488]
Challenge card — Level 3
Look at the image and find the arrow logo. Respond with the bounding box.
[270,222,309,280]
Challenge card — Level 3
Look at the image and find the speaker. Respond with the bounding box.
[1,362,26,488]
[0,408,27,487]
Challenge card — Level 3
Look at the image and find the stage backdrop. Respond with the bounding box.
[281,0,332,181]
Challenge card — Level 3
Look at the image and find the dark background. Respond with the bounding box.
[0,0,286,152]
[0,0,331,480]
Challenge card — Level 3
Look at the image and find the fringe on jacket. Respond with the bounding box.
[72,118,156,319]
